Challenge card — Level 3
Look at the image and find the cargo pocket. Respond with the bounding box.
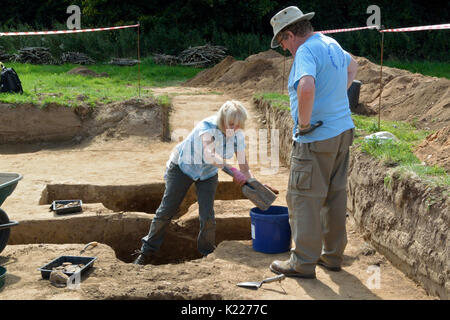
[289,158,313,191]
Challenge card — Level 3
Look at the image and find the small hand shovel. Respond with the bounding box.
[237,274,285,290]
[80,241,98,254]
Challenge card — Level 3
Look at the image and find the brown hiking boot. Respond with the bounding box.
[270,260,316,279]
[317,257,342,272]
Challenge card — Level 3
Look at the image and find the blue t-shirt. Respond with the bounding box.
[168,116,246,181]
[288,33,355,143]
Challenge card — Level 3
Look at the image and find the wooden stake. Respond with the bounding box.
[282,54,286,95]
[137,22,141,97]
[378,31,384,131]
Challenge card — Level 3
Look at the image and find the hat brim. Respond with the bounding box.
[270,12,315,48]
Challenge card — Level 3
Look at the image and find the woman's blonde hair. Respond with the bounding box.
[217,100,248,132]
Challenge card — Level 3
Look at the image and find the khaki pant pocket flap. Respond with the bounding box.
[290,160,313,190]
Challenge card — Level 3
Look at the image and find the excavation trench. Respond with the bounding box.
[9,182,252,265]
[254,97,449,299]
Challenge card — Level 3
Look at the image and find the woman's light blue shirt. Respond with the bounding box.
[167,116,246,181]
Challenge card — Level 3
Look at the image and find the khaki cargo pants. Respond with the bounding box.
[287,128,354,274]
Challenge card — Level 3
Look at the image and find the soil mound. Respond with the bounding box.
[354,56,450,130]
[414,126,450,172]
[67,66,109,78]
[184,55,236,86]
[186,50,450,130]
[185,49,291,94]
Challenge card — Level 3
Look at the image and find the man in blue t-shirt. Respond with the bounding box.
[268,6,358,278]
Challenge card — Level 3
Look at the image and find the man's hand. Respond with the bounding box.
[295,121,323,137]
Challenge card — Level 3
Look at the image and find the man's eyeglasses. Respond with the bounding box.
[276,32,288,46]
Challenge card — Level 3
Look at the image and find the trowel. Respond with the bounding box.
[236,274,285,290]
[80,241,98,254]
[222,167,277,211]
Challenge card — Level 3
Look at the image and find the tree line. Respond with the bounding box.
[0,0,448,62]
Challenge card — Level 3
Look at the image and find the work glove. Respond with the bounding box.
[295,121,323,137]
[230,167,247,186]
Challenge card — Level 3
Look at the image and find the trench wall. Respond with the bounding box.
[0,98,171,144]
[253,97,449,299]
[39,181,244,216]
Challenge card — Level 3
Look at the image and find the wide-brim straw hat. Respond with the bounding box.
[270,6,315,48]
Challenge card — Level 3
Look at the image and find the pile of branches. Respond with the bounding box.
[61,52,95,65]
[109,58,140,66]
[13,47,60,64]
[152,44,228,68]
[152,53,179,66]
[178,44,227,67]
[0,46,12,62]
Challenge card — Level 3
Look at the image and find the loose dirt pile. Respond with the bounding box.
[186,49,450,130]
[186,48,450,171]
[355,57,450,131]
[185,56,237,86]
[67,66,109,78]
[184,50,290,96]
[414,126,450,172]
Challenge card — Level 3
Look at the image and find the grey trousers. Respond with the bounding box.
[287,129,354,273]
[140,162,218,256]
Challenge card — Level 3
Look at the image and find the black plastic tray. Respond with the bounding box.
[37,255,96,279]
[50,200,83,215]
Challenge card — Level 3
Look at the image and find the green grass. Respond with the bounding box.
[0,57,204,107]
[352,114,429,142]
[254,94,449,187]
[383,60,450,79]
[155,94,171,108]
[255,92,290,110]
[353,114,449,187]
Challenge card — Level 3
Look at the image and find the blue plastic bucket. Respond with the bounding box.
[250,206,291,254]
[0,266,6,289]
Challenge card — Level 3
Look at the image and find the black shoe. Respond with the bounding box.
[132,249,148,265]
[317,257,342,272]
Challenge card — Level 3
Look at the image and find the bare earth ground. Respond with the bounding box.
[0,86,435,300]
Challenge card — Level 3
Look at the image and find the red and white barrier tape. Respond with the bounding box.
[380,23,450,32]
[0,22,447,38]
[318,23,449,34]
[318,25,379,34]
[0,24,139,37]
